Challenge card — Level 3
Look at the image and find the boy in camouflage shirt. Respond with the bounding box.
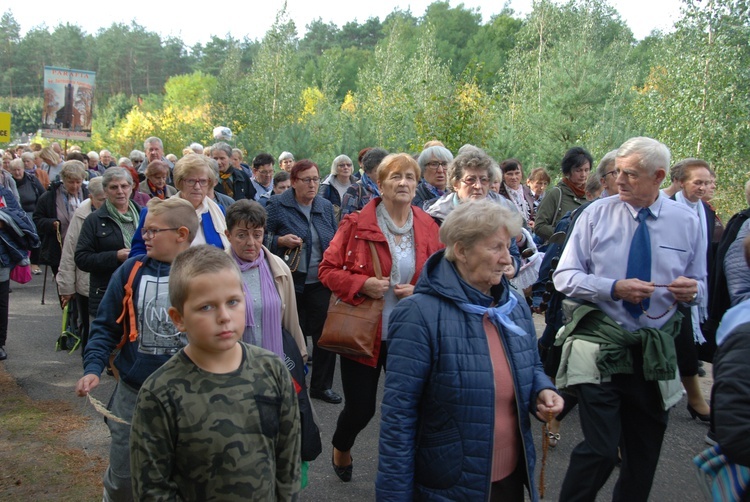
[129,245,301,500]
[76,197,199,501]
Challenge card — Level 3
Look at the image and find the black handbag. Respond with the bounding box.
[281,328,322,461]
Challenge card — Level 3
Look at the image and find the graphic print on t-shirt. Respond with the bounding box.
[137,273,186,355]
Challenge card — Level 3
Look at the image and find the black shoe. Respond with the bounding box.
[0,346,6,361]
[332,449,353,482]
[687,403,711,422]
[310,388,342,404]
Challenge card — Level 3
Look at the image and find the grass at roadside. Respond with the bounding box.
[0,366,106,500]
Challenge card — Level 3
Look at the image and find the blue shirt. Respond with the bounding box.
[553,194,707,332]
[716,298,750,346]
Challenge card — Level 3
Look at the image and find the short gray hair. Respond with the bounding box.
[417,146,453,172]
[616,137,670,176]
[87,151,99,161]
[129,150,145,162]
[448,147,496,188]
[117,157,133,168]
[441,199,522,261]
[279,151,294,162]
[211,142,233,158]
[143,137,163,151]
[102,166,133,188]
[189,142,204,154]
[745,179,750,206]
[88,176,104,196]
[595,150,618,180]
[330,155,353,176]
[60,160,87,181]
[20,152,35,163]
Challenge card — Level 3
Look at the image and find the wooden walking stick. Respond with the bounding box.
[539,410,553,499]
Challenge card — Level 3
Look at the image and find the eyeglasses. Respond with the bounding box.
[183,178,209,187]
[142,227,180,239]
[460,176,490,186]
[338,163,353,168]
[425,161,449,171]
[257,170,274,176]
[298,177,321,185]
[603,170,617,178]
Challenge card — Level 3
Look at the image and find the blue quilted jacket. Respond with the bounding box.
[377,250,555,501]
[265,188,337,293]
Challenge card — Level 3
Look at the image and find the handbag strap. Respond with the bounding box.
[368,241,383,280]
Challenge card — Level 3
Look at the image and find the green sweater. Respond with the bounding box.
[555,303,683,381]
[534,182,585,241]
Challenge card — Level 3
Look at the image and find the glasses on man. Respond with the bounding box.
[142,227,180,239]
[184,178,209,187]
[460,176,490,186]
[603,170,617,178]
[299,177,321,185]
[425,161,449,171]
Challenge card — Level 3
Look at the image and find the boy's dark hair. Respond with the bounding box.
[225,199,266,232]
[169,245,241,314]
[273,171,290,185]
[561,147,593,176]
[252,153,275,169]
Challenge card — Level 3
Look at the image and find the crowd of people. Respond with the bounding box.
[0,134,748,501]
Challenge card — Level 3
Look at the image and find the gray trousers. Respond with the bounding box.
[102,380,138,502]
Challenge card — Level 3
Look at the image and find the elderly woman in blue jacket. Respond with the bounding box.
[377,199,563,501]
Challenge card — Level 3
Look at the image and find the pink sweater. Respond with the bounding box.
[483,315,520,482]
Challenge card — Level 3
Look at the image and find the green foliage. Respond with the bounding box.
[500,0,638,169]
[3,1,748,218]
[0,96,42,141]
[630,0,750,216]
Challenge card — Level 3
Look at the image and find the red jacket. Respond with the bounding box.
[319,197,444,367]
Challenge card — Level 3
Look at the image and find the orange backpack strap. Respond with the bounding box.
[115,259,144,350]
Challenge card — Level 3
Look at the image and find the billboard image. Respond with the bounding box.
[41,66,96,141]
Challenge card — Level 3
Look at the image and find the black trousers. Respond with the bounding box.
[332,342,387,452]
[296,281,336,392]
[674,305,699,377]
[559,352,668,502]
[0,279,9,346]
[76,294,90,353]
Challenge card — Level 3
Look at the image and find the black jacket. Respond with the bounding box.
[74,202,141,316]
[711,321,750,467]
[33,181,89,269]
[214,167,253,201]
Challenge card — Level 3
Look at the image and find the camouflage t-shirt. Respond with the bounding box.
[130,342,301,501]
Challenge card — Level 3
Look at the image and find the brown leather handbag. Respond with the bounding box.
[318,241,384,358]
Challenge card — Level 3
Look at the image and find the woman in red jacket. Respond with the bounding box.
[319,153,444,482]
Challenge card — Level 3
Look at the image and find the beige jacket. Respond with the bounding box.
[265,246,308,361]
[55,199,93,296]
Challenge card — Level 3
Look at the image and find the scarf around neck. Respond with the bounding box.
[147,179,167,199]
[105,199,139,247]
[232,247,284,359]
[563,177,586,198]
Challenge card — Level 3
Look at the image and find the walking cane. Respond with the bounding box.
[41,265,48,304]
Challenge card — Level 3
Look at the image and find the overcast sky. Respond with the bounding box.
[8,0,684,47]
